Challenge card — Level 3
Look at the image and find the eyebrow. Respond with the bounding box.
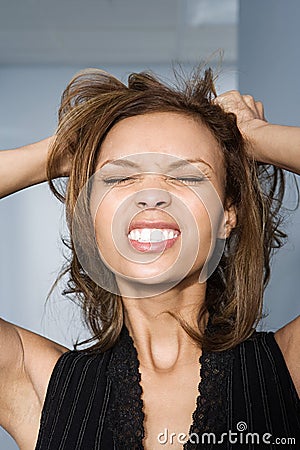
[168,158,213,171]
[99,157,213,171]
[100,159,140,169]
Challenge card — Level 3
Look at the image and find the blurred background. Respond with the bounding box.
[0,0,299,448]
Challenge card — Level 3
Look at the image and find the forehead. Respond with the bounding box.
[97,112,223,172]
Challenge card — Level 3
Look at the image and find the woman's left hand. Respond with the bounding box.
[215,90,267,138]
[215,90,300,174]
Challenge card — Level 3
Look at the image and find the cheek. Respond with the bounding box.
[186,185,223,236]
[187,191,225,278]
[94,199,115,243]
[93,191,128,256]
[194,202,212,229]
[191,203,213,255]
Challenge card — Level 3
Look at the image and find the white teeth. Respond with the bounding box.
[128,228,179,242]
[140,229,151,242]
[163,229,169,240]
[150,229,165,242]
[132,230,139,240]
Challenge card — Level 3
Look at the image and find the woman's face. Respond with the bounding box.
[87,112,235,297]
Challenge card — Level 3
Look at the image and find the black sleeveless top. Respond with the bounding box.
[34,327,300,449]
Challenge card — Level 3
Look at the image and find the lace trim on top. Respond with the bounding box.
[184,348,233,450]
[106,325,234,450]
[106,326,145,449]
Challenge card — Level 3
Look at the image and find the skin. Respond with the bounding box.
[91,113,235,293]
[0,92,299,450]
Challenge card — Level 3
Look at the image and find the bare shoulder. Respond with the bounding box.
[0,318,70,446]
[0,317,69,417]
[274,315,300,397]
[14,320,70,400]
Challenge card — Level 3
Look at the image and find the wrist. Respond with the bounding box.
[29,137,54,184]
[239,121,274,164]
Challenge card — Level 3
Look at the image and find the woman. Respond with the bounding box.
[0,68,299,450]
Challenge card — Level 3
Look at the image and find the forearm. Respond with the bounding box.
[0,137,52,199]
[248,122,300,175]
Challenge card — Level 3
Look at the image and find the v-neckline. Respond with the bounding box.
[106,325,233,449]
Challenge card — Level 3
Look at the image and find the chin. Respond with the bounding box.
[115,276,183,299]
[115,265,189,286]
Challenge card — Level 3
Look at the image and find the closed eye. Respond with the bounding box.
[102,177,136,185]
[102,175,207,186]
[173,176,207,185]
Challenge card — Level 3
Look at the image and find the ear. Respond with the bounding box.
[218,199,237,239]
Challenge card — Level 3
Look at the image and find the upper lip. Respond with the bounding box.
[128,220,181,234]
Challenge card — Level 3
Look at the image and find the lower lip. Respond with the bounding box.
[128,234,180,253]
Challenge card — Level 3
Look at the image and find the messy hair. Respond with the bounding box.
[47,66,287,352]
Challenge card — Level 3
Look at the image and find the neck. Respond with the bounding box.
[120,273,207,372]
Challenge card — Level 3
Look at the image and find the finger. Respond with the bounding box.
[242,94,257,109]
[214,90,242,105]
[241,95,265,120]
[256,101,266,121]
[216,90,241,99]
[214,94,242,113]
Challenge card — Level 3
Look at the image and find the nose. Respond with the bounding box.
[134,187,172,209]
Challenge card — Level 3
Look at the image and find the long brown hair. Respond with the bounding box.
[47,66,288,352]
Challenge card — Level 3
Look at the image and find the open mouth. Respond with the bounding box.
[127,227,181,253]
